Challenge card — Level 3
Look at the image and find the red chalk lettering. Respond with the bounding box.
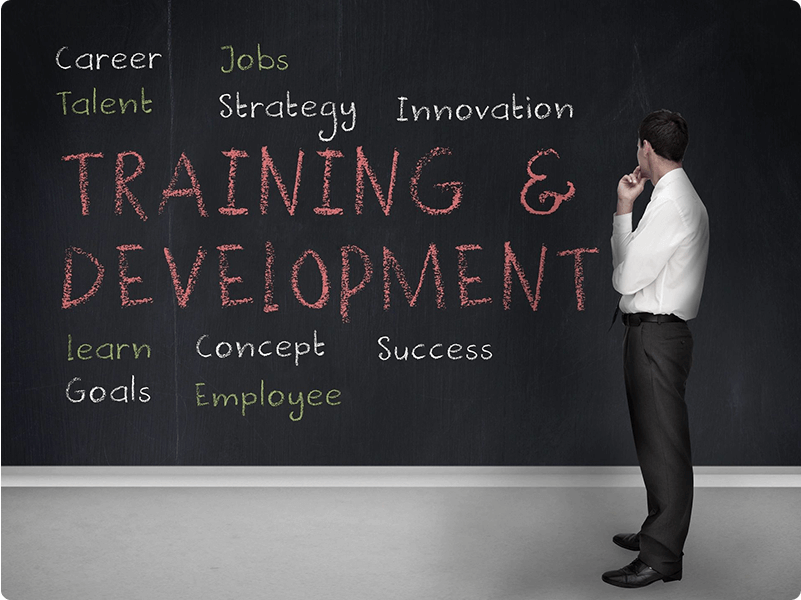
[314,148,345,215]
[503,242,547,311]
[382,243,445,310]
[263,242,279,313]
[520,149,576,215]
[117,244,153,307]
[260,147,303,215]
[557,247,599,311]
[115,151,148,220]
[62,152,103,216]
[291,249,331,309]
[217,244,253,307]
[62,247,105,309]
[456,244,491,307]
[409,147,463,215]
[355,146,399,216]
[220,149,249,215]
[159,152,209,216]
[340,245,373,323]
[164,246,208,308]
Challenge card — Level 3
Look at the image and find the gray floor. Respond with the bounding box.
[2,487,800,600]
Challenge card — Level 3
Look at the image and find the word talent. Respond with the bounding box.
[57,87,153,116]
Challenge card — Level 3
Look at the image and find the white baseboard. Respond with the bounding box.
[2,466,800,488]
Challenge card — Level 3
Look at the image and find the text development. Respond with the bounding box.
[59,146,598,320]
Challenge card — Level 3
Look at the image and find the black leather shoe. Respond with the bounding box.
[612,532,640,551]
[602,558,681,588]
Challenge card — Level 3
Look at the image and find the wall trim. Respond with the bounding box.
[3,466,800,488]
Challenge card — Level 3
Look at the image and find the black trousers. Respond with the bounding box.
[623,320,694,578]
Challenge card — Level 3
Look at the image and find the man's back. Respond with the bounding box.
[612,167,709,321]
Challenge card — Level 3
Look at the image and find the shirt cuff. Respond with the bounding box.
[612,212,633,234]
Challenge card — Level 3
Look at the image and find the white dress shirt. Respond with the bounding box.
[611,167,709,321]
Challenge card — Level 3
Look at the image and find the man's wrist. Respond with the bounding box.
[616,199,634,215]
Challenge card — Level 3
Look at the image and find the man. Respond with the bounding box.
[603,110,709,588]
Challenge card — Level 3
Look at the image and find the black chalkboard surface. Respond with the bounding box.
[3,0,800,466]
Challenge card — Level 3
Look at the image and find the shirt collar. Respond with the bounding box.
[652,167,685,196]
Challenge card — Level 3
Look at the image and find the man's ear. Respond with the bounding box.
[642,140,656,158]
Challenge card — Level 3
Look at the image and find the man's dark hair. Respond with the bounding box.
[638,110,689,163]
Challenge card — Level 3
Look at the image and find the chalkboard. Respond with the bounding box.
[3,0,800,466]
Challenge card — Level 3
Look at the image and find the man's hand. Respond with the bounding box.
[616,166,646,215]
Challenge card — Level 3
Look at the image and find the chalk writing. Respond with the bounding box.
[66,376,151,403]
[397,95,573,122]
[377,336,493,361]
[67,334,151,361]
[195,331,325,367]
[55,47,162,70]
[61,242,599,319]
[56,88,153,115]
[195,381,341,420]
[218,91,354,142]
[219,44,288,72]
[61,147,466,218]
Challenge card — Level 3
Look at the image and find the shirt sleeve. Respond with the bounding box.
[610,199,688,296]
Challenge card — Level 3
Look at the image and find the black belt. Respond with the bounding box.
[622,312,685,326]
